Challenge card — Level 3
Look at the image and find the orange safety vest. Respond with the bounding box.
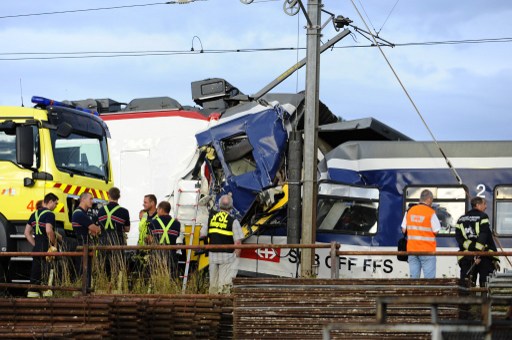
[405,204,437,252]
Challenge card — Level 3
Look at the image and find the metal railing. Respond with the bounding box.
[330,242,512,279]
[0,243,333,295]
[1,242,511,295]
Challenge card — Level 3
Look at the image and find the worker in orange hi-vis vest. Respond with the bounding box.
[401,189,441,278]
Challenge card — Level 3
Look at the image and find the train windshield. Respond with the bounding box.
[317,182,379,235]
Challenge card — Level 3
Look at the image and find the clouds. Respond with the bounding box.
[0,1,510,140]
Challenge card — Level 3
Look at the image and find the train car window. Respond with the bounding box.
[404,186,467,235]
[495,186,512,235]
[317,182,379,235]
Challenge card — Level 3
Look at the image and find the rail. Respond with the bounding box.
[0,242,511,295]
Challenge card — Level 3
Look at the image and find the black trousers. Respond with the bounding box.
[459,255,494,287]
[30,255,50,285]
[73,238,93,289]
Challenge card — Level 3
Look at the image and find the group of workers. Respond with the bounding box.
[23,187,500,298]
[135,192,243,293]
[402,189,499,287]
[24,188,243,297]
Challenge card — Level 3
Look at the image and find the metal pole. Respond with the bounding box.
[81,243,89,296]
[287,129,302,244]
[330,242,339,279]
[301,0,321,277]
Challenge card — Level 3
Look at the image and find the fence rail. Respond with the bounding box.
[0,242,511,294]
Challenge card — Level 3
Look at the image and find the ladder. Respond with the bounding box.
[174,179,202,292]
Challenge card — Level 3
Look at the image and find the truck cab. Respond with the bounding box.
[0,98,112,283]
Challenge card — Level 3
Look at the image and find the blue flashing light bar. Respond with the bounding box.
[31,96,99,116]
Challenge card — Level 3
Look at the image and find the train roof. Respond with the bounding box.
[318,117,412,147]
[327,140,512,160]
[221,92,340,127]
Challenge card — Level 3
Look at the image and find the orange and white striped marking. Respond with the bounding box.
[46,182,108,200]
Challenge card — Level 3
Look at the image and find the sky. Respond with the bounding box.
[0,0,511,141]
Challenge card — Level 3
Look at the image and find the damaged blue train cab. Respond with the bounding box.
[195,102,290,218]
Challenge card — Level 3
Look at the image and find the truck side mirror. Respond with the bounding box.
[16,126,35,168]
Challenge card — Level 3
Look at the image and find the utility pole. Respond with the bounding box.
[242,0,353,276]
[301,0,321,277]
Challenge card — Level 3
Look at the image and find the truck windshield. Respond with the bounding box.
[51,131,108,180]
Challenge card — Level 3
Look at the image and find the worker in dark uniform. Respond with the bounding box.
[147,201,181,278]
[97,187,130,290]
[98,187,130,246]
[24,193,59,298]
[456,196,499,287]
[72,192,101,287]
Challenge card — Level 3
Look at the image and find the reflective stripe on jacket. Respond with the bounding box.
[34,209,50,235]
[154,216,177,245]
[208,210,235,253]
[455,209,498,261]
[456,213,488,251]
[102,205,122,230]
[405,204,437,252]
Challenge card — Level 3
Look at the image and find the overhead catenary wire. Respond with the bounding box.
[348,0,463,186]
[0,1,205,20]
[356,0,400,36]
[377,0,400,35]
[0,37,511,61]
[2,37,512,56]
[357,0,378,35]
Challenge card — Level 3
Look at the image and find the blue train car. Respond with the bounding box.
[195,102,512,278]
[311,140,512,277]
